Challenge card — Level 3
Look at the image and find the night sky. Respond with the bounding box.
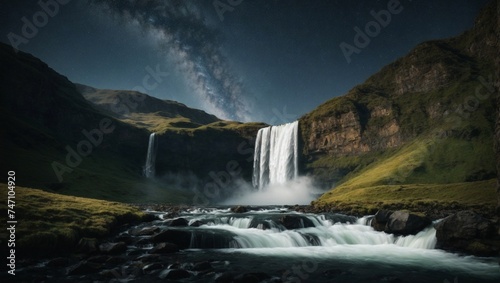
[1,0,490,124]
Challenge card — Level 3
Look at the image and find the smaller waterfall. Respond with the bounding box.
[143,133,157,178]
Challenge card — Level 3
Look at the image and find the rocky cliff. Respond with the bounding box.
[300,0,499,188]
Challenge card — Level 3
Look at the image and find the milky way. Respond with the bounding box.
[89,0,253,122]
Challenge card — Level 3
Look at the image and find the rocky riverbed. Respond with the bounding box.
[10,206,500,283]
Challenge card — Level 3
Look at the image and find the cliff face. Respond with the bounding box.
[300,0,499,188]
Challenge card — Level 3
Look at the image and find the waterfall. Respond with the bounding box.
[253,121,299,189]
[143,133,157,178]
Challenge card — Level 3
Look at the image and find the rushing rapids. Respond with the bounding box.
[18,207,500,282]
[253,121,299,190]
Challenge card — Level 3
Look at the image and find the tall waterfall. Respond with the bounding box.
[143,133,157,178]
[253,121,298,189]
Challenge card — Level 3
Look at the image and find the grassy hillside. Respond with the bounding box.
[0,184,152,257]
[306,0,498,211]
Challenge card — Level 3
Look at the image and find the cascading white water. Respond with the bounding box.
[143,133,157,178]
[197,213,437,249]
[253,121,298,189]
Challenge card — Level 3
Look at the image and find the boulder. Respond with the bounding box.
[159,268,191,280]
[371,210,393,232]
[386,211,431,235]
[434,210,498,256]
[131,226,160,236]
[66,261,101,276]
[234,272,271,283]
[190,220,204,227]
[98,242,127,255]
[279,215,315,229]
[152,230,191,249]
[170,218,189,227]
[231,205,249,213]
[192,261,212,271]
[76,237,98,254]
[150,242,180,254]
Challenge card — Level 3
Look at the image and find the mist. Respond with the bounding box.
[221,177,318,205]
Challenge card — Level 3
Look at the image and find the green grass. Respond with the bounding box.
[313,180,497,216]
[0,183,149,257]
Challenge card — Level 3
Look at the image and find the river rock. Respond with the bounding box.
[152,230,191,249]
[66,261,101,276]
[159,268,191,280]
[170,217,189,227]
[279,215,315,229]
[46,257,69,267]
[99,242,127,254]
[434,210,498,256]
[131,226,160,236]
[76,237,98,254]
[371,210,393,232]
[150,242,179,254]
[385,211,431,235]
[234,272,271,283]
[192,261,212,271]
[231,205,249,213]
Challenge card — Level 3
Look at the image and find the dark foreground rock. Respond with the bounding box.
[279,215,315,229]
[371,210,431,235]
[434,210,500,256]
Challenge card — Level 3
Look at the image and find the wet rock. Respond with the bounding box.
[170,218,189,227]
[86,255,110,264]
[46,257,69,268]
[135,237,152,246]
[192,261,212,271]
[136,254,160,263]
[190,220,204,227]
[66,261,101,276]
[106,256,128,264]
[301,233,321,246]
[142,213,159,222]
[215,272,235,283]
[371,210,393,232]
[150,242,179,254]
[234,272,271,283]
[152,230,191,249]
[279,215,315,229]
[159,268,191,280]
[76,237,98,254]
[115,233,134,244]
[385,211,431,235]
[231,205,249,213]
[131,226,160,236]
[99,242,127,255]
[434,210,498,256]
[143,262,164,273]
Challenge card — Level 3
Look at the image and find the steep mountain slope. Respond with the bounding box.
[302,0,498,210]
[0,43,263,203]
